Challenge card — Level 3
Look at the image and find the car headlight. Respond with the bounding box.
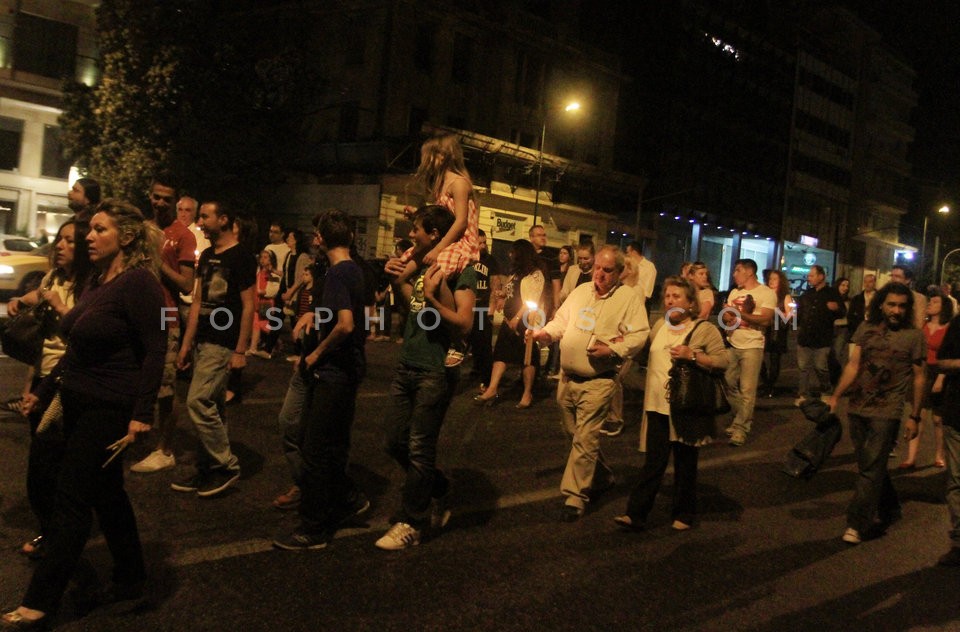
[0,264,14,276]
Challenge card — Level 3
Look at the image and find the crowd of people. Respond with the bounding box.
[2,133,960,628]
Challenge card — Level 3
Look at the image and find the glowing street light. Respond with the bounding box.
[922,203,950,280]
[533,100,582,227]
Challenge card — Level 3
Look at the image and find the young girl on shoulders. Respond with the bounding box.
[395,133,480,364]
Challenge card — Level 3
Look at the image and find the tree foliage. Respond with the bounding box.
[59,0,307,210]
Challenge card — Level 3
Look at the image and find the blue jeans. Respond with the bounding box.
[797,345,831,399]
[277,368,310,484]
[186,343,239,474]
[847,413,900,533]
[382,364,457,527]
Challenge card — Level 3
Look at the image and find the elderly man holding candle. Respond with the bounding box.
[529,245,650,522]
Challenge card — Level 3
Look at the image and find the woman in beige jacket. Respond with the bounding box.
[614,276,728,532]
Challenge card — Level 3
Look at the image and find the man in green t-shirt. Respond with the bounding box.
[377,205,477,551]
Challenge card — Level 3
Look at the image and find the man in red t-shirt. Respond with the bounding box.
[131,174,196,473]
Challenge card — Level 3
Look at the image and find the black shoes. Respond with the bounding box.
[560,505,583,523]
[937,547,960,567]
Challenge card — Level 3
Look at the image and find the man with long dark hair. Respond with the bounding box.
[829,282,925,544]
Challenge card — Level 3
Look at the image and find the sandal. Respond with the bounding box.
[444,342,470,368]
[1,398,24,414]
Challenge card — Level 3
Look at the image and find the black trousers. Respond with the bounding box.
[22,388,145,614]
[298,372,361,532]
[468,315,493,383]
[625,411,699,525]
[26,377,66,541]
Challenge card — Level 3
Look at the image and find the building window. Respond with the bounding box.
[345,16,365,66]
[13,13,78,80]
[409,107,428,138]
[42,125,71,179]
[451,34,473,84]
[414,24,434,73]
[514,51,543,107]
[0,117,24,171]
[338,102,360,141]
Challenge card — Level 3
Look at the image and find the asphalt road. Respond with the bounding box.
[0,340,958,631]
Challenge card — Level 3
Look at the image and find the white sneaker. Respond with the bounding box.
[375,522,421,550]
[130,449,175,473]
[842,528,861,544]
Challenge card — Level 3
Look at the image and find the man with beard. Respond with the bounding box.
[829,282,925,544]
[173,200,254,497]
[131,175,196,473]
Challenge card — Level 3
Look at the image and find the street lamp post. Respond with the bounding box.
[921,204,950,280]
[532,101,580,228]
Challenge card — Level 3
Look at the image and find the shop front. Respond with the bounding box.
[780,239,837,295]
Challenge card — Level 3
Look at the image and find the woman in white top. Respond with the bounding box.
[475,239,545,409]
[5,221,80,560]
[614,276,728,532]
[687,261,715,320]
[760,269,793,397]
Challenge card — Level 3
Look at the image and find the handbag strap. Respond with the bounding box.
[681,319,706,347]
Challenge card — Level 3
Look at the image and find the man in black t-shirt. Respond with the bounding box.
[934,314,960,565]
[796,265,844,402]
[469,229,499,384]
[173,201,256,498]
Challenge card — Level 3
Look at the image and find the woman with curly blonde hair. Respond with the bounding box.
[5,199,167,628]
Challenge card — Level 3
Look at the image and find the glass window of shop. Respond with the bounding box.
[699,225,734,291]
[740,237,774,283]
[781,240,836,295]
[655,219,693,289]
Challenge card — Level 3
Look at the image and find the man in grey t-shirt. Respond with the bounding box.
[829,282,925,545]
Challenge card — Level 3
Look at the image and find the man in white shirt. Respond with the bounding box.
[559,242,595,304]
[176,196,210,323]
[625,241,657,302]
[721,259,777,446]
[530,245,650,522]
[264,221,291,268]
[601,242,658,436]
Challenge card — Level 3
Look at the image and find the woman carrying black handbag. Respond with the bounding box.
[5,220,86,560]
[614,276,728,532]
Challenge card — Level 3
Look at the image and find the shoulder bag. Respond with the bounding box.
[0,280,61,365]
[667,320,730,417]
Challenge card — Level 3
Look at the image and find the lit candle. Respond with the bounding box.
[523,300,540,366]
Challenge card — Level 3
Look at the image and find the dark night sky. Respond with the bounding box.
[583,1,960,197]
[846,0,960,189]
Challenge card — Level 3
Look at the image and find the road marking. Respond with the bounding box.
[168,440,933,567]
